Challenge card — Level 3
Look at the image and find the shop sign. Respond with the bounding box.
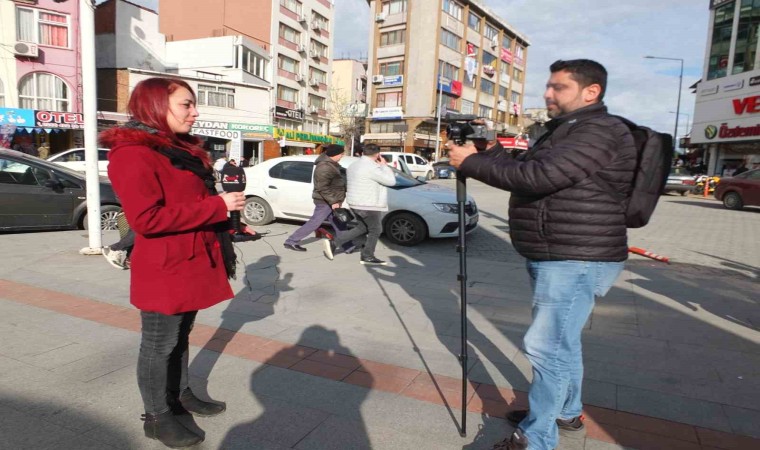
[732,95,760,115]
[0,107,35,126]
[500,48,513,63]
[497,137,529,150]
[273,127,344,145]
[382,75,403,87]
[750,75,760,87]
[699,85,719,96]
[722,79,744,92]
[275,106,304,121]
[192,128,241,139]
[35,111,84,129]
[705,122,760,139]
[372,106,404,120]
[194,120,229,129]
[437,77,462,97]
[230,123,273,139]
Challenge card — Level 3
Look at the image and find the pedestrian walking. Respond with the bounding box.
[102,228,134,270]
[323,143,396,265]
[448,59,637,450]
[283,144,354,252]
[100,77,251,449]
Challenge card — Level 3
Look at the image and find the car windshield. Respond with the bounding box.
[390,166,424,189]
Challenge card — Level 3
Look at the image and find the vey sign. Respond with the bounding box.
[732,95,760,115]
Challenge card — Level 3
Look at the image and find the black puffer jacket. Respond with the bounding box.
[459,103,637,261]
[311,153,347,205]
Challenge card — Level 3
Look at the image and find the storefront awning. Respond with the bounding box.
[282,140,316,148]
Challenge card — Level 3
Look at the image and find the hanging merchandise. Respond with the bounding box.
[465,57,478,83]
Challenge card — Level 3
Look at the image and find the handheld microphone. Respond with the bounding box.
[220,161,260,242]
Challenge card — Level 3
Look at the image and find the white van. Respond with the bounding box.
[380,152,435,180]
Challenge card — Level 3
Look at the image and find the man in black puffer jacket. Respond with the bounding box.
[449,60,637,450]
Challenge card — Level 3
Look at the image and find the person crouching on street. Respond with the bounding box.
[101,77,252,449]
[283,144,354,252]
[323,144,396,265]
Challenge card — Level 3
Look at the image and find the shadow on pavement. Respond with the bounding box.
[220,326,372,449]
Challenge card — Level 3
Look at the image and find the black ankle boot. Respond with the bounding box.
[169,388,226,417]
[141,410,203,448]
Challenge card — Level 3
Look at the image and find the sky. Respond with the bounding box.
[111,0,709,139]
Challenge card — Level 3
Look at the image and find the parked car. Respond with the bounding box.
[241,155,478,246]
[714,168,760,210]
[433,158,456,179]
[47,147,110,177]
[663,167,695,195]
[380,152,435,180]
[0,148,121,231]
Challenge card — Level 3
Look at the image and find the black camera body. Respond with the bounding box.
[444,113,495,146]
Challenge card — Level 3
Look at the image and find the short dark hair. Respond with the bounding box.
[363,144,380,155]
[550,59,607,101]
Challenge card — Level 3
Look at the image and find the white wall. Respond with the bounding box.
[96,0,167,71]
[166,36,237,70]
[0,0,18,107]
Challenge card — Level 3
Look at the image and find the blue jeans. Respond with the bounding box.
[519,260,624,450]
[137,311,197,414]
[285,203,351,249]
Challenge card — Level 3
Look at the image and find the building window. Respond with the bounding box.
[511,91,520,103]
[438,60,460,80]
[370,120,404,133]
[708,2,736,79]
[513,67,523,82]
[442,0,463,21]
[312,11,329,31]
[478,105,493,119]
[0,79,4,107]
[482,52,497,66]
[515,45,525,62]
[376,91,403,107]
[278,54,299,74]
[197,84,235,108]
[18,73,69,111]
[467,42,479,57]
[379,60,404,76]
[443,93,458,111]
[241,47,267,80]
[484,24,498,41]
[461,99,474,115]
[278,23,300,44]
[277,85,299,104]
[309,94,326,109]
[310,67,327,84]
[280,0,302,15]
[502,35,513,50]
[480,79,495,96]
[16,7,70,48]
[381,0,407,15]
[499,85,507,99]
[468,12,481,32]
[310,40,328,58]
[380,29,405,46]
[440,28,461,51]
[732,0,760,75]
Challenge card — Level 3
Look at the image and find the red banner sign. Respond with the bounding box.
[498,137,529,150]
[500,48,513,63]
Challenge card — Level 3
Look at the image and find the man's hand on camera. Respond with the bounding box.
[447,142,478,169]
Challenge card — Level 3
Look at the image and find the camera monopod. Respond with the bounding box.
[455,168,469,437]
[220,162,263,242]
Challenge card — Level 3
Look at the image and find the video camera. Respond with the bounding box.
[444,113,496,146]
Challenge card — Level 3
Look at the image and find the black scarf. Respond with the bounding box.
[125,121,237,279]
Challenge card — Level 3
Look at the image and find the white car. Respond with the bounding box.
[380,152,435,180]
[241,155,478,246]
[47,148,110,177]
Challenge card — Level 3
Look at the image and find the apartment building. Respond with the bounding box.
[160,0,341,159]
[329,59,367,152]
[691,0,760,175]
[364,0,530,160]
[0,0,84,154]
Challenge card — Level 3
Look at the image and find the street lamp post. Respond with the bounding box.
[669,110,690,138]
[434,76,445,163]
[644,56,684,154]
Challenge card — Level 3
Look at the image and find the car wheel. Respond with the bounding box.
[722,192,744,210]
[243,196,274,226]
[681,190,689,197]
[383,212,427,246]
[82,205,122,231]
[425,171,434,180]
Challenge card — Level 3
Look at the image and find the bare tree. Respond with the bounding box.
[329,87,365,153]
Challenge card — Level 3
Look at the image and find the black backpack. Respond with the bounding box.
[592,117,672,228]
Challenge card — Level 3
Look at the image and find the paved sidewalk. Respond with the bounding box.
[0,181,758,449]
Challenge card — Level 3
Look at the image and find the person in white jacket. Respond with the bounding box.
[323,144,396,265]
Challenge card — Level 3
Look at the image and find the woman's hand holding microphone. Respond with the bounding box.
[220,192,245,211]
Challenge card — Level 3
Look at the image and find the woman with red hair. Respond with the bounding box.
[101,77,250,448]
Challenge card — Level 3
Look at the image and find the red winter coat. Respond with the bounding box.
[100,127,233,314]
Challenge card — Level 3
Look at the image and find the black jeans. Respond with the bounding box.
[333,209,382,259]
[137,310,197,414]
[111,229,135,255]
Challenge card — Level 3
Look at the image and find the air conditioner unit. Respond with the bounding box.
[309,49,319,58]
[295,74,305,82]
[309,78,319,87]
[14,42,39,58]
[371,75,384,84]
[311,21,320,30]
[297,43,307,53]
[308,105,319,114]
[297,13,307,22]
[375,14,386,23]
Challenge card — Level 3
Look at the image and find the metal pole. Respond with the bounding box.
[79,0,102,255]
[456,170,468,437]
[434,78,444,163]
[674,59,683,155]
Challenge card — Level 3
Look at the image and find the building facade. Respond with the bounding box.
[329,59,367,153]
[363,0,529,160]
[691,0,760,175]
[159,0,340,159]
[0,0,84,155]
